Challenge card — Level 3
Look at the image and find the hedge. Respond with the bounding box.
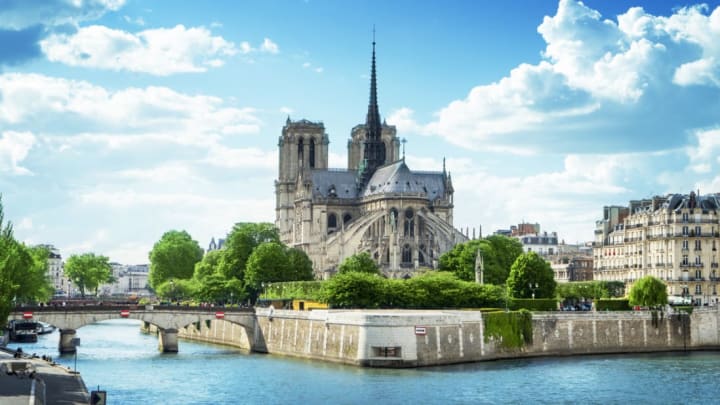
[509,298,557,311]
[263,281,323,300]
[596,298,630,311]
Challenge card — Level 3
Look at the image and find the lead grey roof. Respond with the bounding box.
[362,160,446,199]
[311,169,360,199]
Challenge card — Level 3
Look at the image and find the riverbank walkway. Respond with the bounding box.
[0,347,89,404]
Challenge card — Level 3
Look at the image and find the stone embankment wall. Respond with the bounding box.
[174,308,720,368]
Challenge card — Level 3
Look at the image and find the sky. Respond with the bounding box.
[2,0,720,265]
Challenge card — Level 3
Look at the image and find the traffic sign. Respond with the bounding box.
[120,310,130,318]
[215,312,225,319]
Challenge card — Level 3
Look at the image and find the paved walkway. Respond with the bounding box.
[0,347,89,404]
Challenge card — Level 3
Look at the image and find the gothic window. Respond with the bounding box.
[343,213,352,225]
[402,244,412,263]
[309,138,316,168]
[327,213,337,233]
[404,208,414,237]
[297,138,304,167]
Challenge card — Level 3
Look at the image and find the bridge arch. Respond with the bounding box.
[9,306,258,354]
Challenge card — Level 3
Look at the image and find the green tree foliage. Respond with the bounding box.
[286,248,315,281]
[438,236,522,284]
[64,253,113,298]
[0,197,55,322]
[506,251,556,299]
[216,222,279,281]
[320,271,506,309]
[15,246,54,302]
[338,252,380,275]
[321,272,385,308]
[628,276,668,309]
[556,281,625,300]
[244,242,289,288]
[155,278,197,302]
[193,250,223,281]
[148,230,203,289]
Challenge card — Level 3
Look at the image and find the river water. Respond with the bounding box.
[6,319,720,404]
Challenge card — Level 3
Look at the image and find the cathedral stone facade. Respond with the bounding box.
[275,42,467,279]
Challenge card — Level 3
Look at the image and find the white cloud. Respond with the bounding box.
[123,15,145,26]
[40,24,237,75]
[280,106,294,115]
[0,0,125,30]
[0,131,36,175]
[408,0,720,155]
[260,38,279,54]
[0,73,261,139]
[15,217,33,231]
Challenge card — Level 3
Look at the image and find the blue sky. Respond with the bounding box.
[2,0,720,264]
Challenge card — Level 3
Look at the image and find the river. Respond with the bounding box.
[6,319,720,404]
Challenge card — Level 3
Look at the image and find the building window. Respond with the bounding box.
[696,269,702,279]
[404,208,414,237]
[309,138,316,168]
[682,255,689,265]
[696,256,702,265]
[682,213,689,222]
[695,226,702,236]
[695,284,702,294]
[297,138,304,167]
[683,240,689,250]
[389,208,399,232]
[695,240,702,251]
[343,213,352,225]
[683,226,689,236]
[327,213,337,233]
[402,244,412,263]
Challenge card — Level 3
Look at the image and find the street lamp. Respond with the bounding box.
[529,282,539,300]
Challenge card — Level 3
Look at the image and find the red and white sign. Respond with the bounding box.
[415,326,427,336]
[215,312,225,319]
[120,309,130,318]
[22,312,33,319]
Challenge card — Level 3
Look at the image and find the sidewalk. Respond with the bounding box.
[0,348,89,404]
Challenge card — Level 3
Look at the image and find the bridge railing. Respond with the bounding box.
[12,305,255,313]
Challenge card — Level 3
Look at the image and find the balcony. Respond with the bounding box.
[695,262,705,268]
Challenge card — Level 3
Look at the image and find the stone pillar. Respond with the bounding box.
[58,329,77,354]
[158,328,179,353]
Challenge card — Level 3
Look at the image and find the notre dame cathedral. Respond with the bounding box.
[275,41,467,279]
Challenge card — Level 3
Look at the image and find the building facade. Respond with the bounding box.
[593,192,720,306]
[275,42,467,279]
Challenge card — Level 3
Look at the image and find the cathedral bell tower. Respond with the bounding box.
[275,118,329,243]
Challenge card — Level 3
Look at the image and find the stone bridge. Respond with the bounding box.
[8,306,259,354]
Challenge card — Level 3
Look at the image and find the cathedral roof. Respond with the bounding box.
[311,169,360,199]
[362,160,446,199]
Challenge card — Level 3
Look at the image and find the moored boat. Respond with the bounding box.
[7,320,39,343]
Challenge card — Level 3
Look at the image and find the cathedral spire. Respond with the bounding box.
[360,28,387,187]
[366,29,381,139]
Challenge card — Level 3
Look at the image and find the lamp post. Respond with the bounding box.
[529,282,539,300]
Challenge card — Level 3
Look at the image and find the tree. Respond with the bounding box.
[628,276,668,309]
[216,222,279,281]
[155,278,197,302]
[194,250,223,281]
[438,236,522,284]
[0,196,54,321]
[14,245,54,302]
[338,252,380,275]
[64,253,112,298]
[320,272,385,308]
[506,251,556,299]
[149,230,203,289]
[286,248,315,281]
[244,242,290,289]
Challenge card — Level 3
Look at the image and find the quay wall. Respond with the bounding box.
[171,308,720,367]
